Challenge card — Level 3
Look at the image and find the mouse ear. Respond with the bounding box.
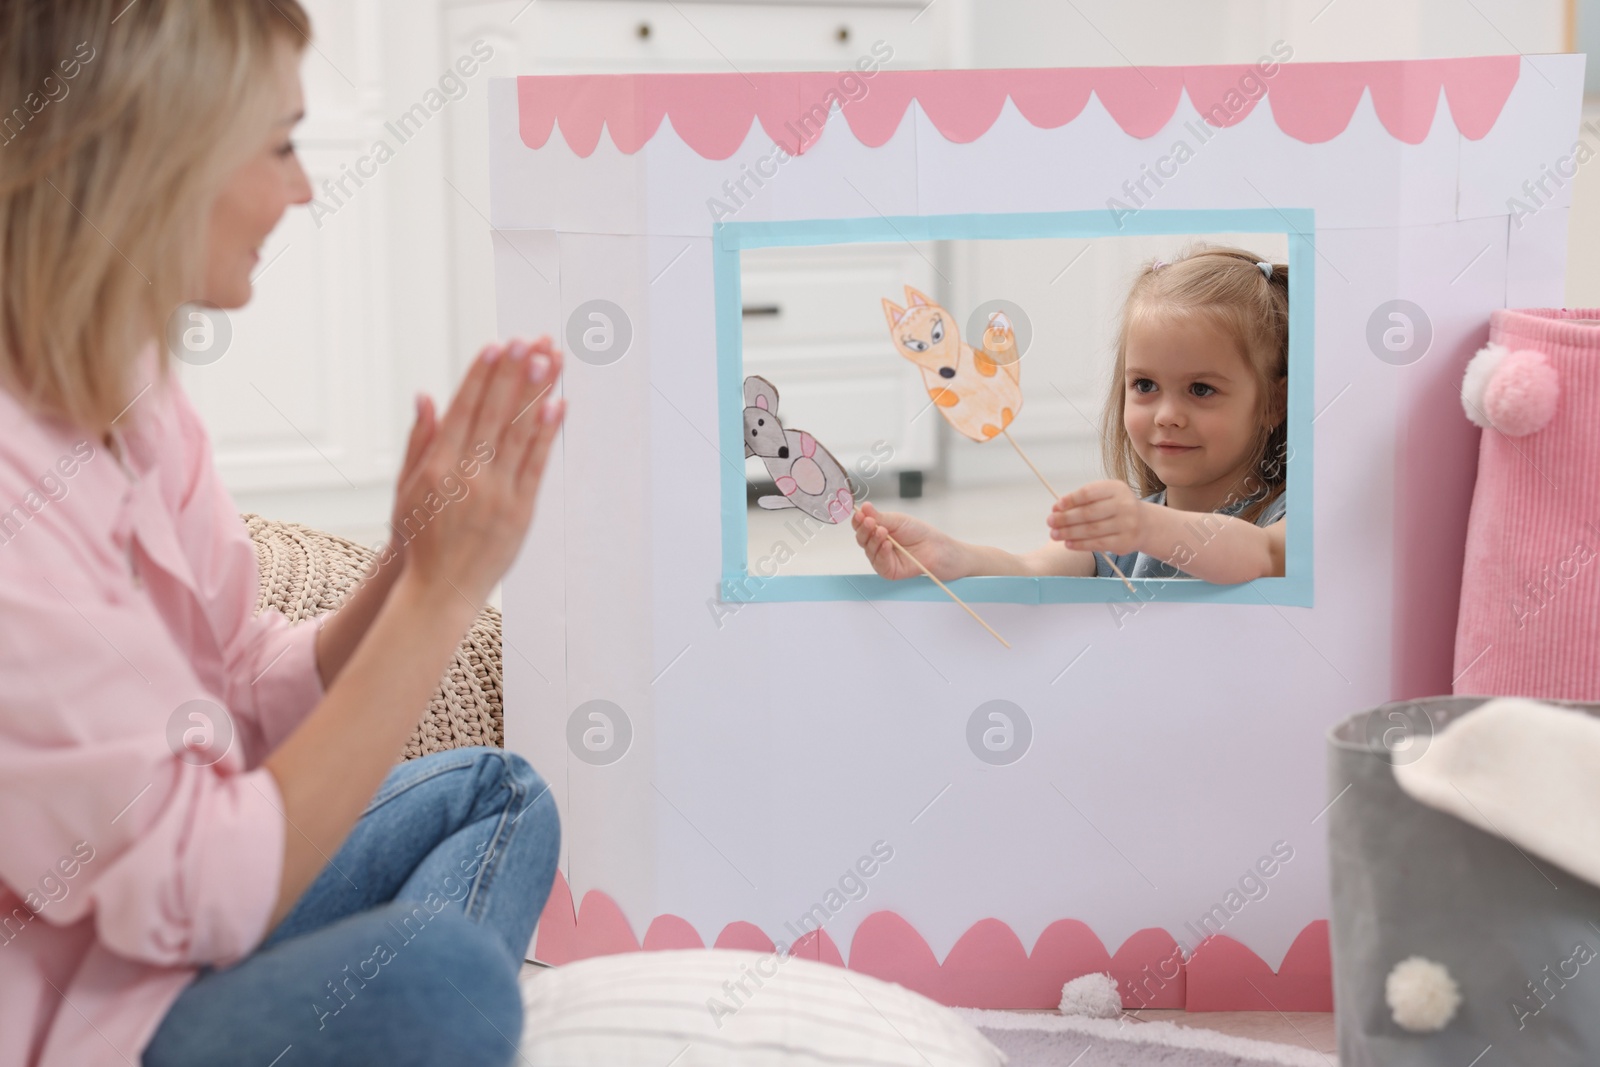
[744,374,779,414]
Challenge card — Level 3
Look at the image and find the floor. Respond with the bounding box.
[1097,1008,1335,1055]
[520,962,1336,1056]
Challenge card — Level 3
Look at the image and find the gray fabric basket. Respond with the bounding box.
[1328,696,1600,1066]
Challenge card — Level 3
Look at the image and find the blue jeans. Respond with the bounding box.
[142,747,560,1067]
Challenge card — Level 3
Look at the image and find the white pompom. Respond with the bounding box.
[1386,956,1461,1032]
[1058,972,1122,1017]
[1460,342,1509,427]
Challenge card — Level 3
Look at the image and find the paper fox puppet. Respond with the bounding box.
[882,286,1022,442]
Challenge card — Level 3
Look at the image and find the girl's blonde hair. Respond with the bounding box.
[0,0,311,435]
[1099,244,1289,526]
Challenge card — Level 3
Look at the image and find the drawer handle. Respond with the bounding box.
[836,25,850,44]
[636,21,651,39]
[742,304,782,318]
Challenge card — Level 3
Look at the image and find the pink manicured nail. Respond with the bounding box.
[540,397,565,424]
[483,346,501,364]
[529,355,550,381]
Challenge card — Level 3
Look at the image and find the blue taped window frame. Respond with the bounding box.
[713,209,1314,607]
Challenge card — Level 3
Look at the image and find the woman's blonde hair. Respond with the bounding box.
[1099,244,1290,525]
[0,0,310,434]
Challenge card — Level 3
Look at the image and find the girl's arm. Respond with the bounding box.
[854,502,1097,579]
[1050,480,1285,583]
[1131,505,1285,583]
[961,539,1098,578]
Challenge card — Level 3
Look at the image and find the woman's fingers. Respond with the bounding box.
[399,394,436,479]
[435,343,508,460]
[505,344,562,485]
[510,342,559,427]
[515,397,566,497]
[515,370,566,495]
[478,336,558,464]
[470,343,532,466]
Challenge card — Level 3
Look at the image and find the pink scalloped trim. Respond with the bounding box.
[517,58,1521,160]
[533,872,1331,1011]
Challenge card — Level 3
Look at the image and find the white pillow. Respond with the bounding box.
[518,949,1007,1066]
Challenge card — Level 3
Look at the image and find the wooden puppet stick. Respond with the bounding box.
[873,523,1011,649]
[1002,427,1061,498]
[1001,428,1137,596]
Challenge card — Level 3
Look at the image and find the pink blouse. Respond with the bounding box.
[0,350,326,1066]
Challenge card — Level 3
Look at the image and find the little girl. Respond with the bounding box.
[853,246,1289,584]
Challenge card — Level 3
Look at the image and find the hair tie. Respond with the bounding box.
[1256,261,1273,279]
[1151,259,1167,272]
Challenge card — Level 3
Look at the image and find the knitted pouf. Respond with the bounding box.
[242,513,503,758]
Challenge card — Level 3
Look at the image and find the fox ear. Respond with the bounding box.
[904,286,932,308]
[882,298,906,330]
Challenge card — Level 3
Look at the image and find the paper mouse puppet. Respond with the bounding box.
[882,285,1022,443]
[743,375,855,524]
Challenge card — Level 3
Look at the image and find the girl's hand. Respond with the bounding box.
[1049,480,1144,555]
[397,337,566,609]
[852,502,966,581]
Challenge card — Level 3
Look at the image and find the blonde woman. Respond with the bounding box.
[0,3,565,1065]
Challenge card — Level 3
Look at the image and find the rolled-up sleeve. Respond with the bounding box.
[0,570,287,968]
[91,762,286,967]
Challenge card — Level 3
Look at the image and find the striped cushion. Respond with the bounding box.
[518,949,1006,1066]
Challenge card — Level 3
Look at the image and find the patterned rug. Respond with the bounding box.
[957,1009,1335,1067]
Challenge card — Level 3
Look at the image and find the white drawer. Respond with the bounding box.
[739,244,939,348]
[446,0,941,70]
